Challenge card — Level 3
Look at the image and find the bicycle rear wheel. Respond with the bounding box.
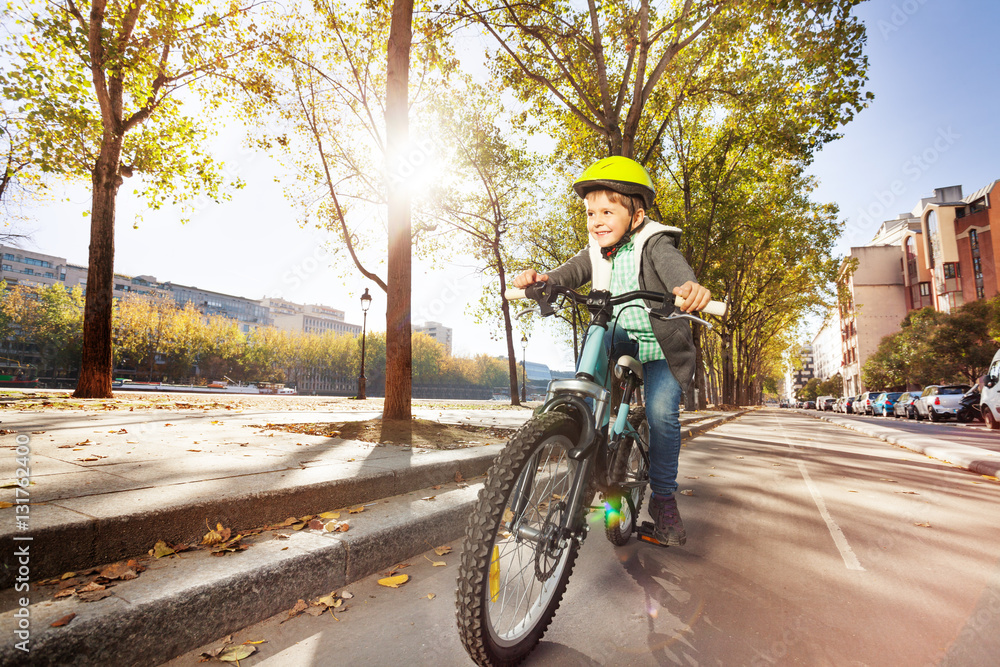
[456,411,585,667]
[604,406,649,546]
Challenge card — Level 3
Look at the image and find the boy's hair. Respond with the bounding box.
[584,189,645,219]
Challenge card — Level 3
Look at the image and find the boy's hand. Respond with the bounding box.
[673,281,711,313]
[512,269,549,289]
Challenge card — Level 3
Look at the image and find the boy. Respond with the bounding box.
[512,156,711,546]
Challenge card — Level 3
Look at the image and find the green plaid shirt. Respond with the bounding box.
[609,239,665,363]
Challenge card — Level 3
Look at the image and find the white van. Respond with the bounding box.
[982,349,1000,430]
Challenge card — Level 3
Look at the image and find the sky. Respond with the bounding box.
[8,0,1000,373]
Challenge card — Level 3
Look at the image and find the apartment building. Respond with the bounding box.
[784,344,815,399]
[264,298,361,337]
[412,321,453,355]
[838,246,908,396]
[811,309,842,382]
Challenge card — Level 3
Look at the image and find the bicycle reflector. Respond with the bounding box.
[489,545,501,602]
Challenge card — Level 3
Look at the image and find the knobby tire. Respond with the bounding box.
[455,411,586,667]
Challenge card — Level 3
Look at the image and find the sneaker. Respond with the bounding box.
[649,493,686,546]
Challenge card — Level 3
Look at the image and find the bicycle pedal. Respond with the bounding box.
[635,521,669,548]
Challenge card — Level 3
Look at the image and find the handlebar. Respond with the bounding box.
[504,285,727,317]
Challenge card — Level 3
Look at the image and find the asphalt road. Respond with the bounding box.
[166,409,1000,666]
[814,408,1000,453]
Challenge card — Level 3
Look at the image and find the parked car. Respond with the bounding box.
[856,391,881,415]
[893,392,919,419]
[817,395,834,411]
[833,397,845,413]
[873,392,903,416]
[843,395,856,414]
[914,384,971,422]
[981,349,1000,430]
[802,400,816,410]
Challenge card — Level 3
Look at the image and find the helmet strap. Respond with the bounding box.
[600,216,645,260]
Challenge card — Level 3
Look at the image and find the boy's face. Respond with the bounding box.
[585,191,643,248]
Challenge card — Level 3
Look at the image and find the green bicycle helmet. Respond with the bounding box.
[572,156,656,210]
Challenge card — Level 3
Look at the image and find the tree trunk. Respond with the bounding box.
[74,136,123,399]
[497,263,521,406]
[693,326,707,410]
[383,0,415,421]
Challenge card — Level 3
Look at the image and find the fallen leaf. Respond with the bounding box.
[151,540,176,558]
[308,519,325,530]
[100,562,137,580]
[378,574,409,588]
[424,555,446,567]
[340,591,354,599]
[454,471,465,483]
[188,449,201,452]
[679,489,694,496]
[684,476,700,479]
[77,582,105,593]
[915,522,932,527]
[426,593,436,600]
[78,590,113,603]
[218,645,256,662]
[290,521,306,530]
[304,606,326,617]
[422,495,436,501]
[202,521,232,546]
[60,571,77,580]
[502,508,514,524]
[433,545,452,556]
[243,640,267,645]
[432,485,442,490]
[53,589,75,599]
[275,533,290,540]
[348,506,365,514]
[318,511,341,520]
[50,613,76,627]
[211,536,248,555]
[0,502,12,509]
[286,599,308,619]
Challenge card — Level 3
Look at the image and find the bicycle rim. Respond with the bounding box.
[486,434,576,646]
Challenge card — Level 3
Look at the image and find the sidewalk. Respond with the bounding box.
[0,400,745,665]
[802,411,1000,477]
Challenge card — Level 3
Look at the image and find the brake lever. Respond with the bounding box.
[647,306,713,329]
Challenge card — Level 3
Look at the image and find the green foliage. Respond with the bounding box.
[863,299,1000,390]
[819,373,843,398]
[1,287,511,389]
[0,0,252,217]
[797,377,820,401]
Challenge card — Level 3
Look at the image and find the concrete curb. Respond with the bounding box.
[0,446,503,588]
[0,411,745,665]
[805,411,1000,477]
[682,410,749,441]
[0,483,482,666]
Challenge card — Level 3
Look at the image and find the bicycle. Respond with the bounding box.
[455,277,725,666]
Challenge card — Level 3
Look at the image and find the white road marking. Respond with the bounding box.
[774,413,865,571]
[795,460,865,571]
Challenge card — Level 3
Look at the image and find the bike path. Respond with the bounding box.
[799,409,1000,477]
[0,405,743,665]
[165,409,1000,666]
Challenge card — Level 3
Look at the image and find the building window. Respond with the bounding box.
[1,264,11,271]
[919,283,930,297]
[2,253,15,261]
[970,229,980,250]
[943,263,960,279]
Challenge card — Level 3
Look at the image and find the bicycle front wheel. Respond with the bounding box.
[456,411,585,667]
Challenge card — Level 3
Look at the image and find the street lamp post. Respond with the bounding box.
[521,333,528,403]
[358,288,372,400]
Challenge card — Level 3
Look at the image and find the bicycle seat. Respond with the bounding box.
[614,355,643,382]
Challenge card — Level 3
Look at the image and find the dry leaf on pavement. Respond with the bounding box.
[454,471,465,483]
[202,521,232,546]
[378,574,409,588]
[218,645,256,662]
[324,520,349,532]
[50,613,76,627]
[348,506,365,514]
[318,511,341,520]
[680,489,694,496]
[433,545,452,556]
[423,555,446,567]
[78,590,113,603]
[151,540,176,558]
[426,593,436,600]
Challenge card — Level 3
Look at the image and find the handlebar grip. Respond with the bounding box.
[504,288,526,300]
[674,295,727,317]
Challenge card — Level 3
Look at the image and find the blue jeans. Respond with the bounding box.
[587,326,683,497]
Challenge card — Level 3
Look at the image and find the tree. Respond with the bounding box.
[930,299,997,384]
[431,80,545,405]
[1,0,260,397]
